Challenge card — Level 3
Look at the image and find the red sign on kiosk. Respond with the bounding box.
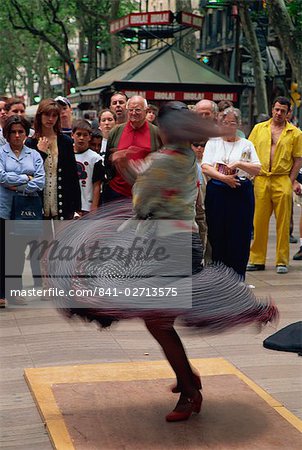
[122,90,238,102]
[110,11,174,33]
[178,12,203,29]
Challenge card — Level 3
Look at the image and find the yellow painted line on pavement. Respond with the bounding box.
[24,357,302,449]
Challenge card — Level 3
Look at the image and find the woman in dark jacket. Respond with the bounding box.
[26,99,81,221]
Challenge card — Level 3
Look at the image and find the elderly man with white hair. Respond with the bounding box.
[103,95,161,202]
[195,99,218,120]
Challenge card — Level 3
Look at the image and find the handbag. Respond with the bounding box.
[10,193,43,236]
[263,321,302,355]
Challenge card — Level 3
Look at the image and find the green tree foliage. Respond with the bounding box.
[1,0,137,95]
[2,0,79,88]
[0,8,58,101]
[73,0,137,84]
[266,0,302,90]
[286,0,302,38]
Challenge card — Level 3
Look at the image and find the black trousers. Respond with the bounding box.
[0,219,30,299]
[101,184,129,204]
[0,219,5,298]
[205,179,254,278]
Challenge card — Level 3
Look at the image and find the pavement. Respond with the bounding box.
[0,205,301,449]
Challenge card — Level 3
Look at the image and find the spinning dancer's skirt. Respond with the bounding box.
[47,200,278,332]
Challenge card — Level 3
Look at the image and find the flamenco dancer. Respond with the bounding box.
[49,102,278,423]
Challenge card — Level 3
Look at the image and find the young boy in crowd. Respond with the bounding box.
[89,129,103,154]
[72,120,102,215]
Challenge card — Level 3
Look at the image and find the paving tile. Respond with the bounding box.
[210,344,269,357]
[109,318,145,330]
[14,317,70,328]
[266,279,302,286]
[0,367,34,383]
[0,319,18,328]
[291,407,302,419]
[0,355,34,370]
[0,336,29,350]
[29,347,129,366]
[0,443,52,450]
[0,311,17,320]
[114,338,161,350]
[126,350,166,361]
[243,364,302,379]
[12,307,59,318]
[0,327,22,338]
[0,430,51,449]
[17,322,74,335]
[0,344,29,358]
[258,378,302,393]
[0,406,42,429]
[0,392,36,412]
[277,302,302,311]
[225,353,298,368]
[185,347,221,358]
[267,390,302,408]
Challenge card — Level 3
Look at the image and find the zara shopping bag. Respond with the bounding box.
[10,193,43,236]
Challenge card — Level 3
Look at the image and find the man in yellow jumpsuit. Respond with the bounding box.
[247,97,302,274]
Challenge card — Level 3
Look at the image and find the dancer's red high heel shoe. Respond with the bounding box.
[171,372,202,393]
[166,391,203,422]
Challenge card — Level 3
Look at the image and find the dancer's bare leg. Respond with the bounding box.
[144,317,197,398]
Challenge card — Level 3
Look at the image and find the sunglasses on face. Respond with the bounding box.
[192,142,205,147]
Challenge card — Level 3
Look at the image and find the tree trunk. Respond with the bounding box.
[84,35,96,84]
[78,29,86,85]
[25,69,34,104]
[239,3,268,114]
[110,0,122,68]
[66,58,78,89]
[45,69,53,97]
[110,35,122,68]
[266,0,302,89]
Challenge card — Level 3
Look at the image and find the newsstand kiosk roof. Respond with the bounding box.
[69,45,243,107]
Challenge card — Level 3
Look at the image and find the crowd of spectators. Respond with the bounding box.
[0,93,301,308]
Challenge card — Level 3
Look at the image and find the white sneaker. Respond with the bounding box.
[276,265,288,274]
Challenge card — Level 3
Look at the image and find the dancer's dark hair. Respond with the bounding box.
[158,101,222,144]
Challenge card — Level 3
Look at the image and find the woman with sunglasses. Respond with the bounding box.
[202,107,261,278]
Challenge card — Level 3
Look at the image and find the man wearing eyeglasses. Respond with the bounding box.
[103,95,161,202]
